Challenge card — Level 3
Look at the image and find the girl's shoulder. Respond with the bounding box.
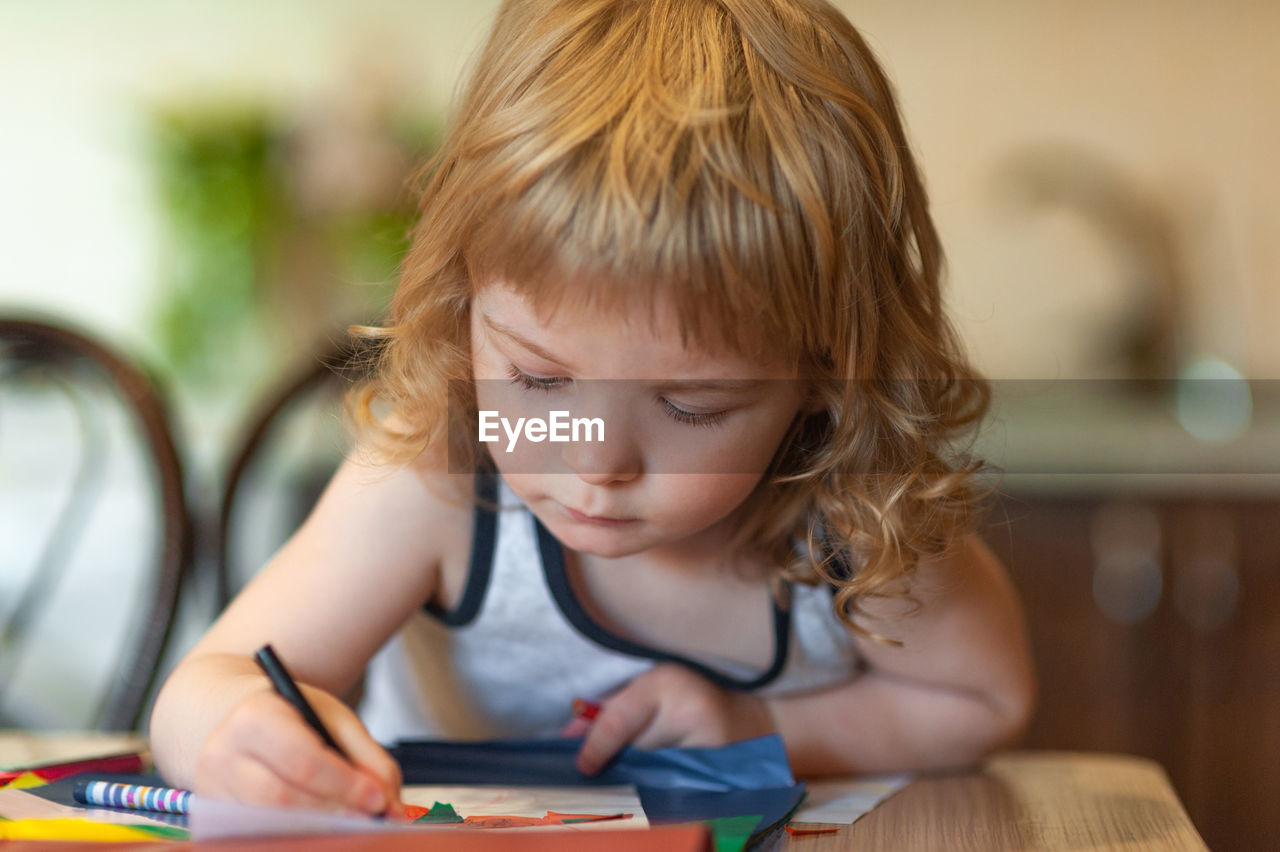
[297,447,477,587]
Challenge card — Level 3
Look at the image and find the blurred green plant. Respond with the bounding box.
[149,108,282,384]
[147,105,434,387]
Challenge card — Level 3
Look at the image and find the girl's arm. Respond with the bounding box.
[148,455,470,814]
[768,534,1036,775]
[572,535,1033,776]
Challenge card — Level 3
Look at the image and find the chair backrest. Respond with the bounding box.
[214,340,369,608]
[0,316,191,731]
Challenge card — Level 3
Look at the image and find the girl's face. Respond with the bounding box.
[470,282,809,560]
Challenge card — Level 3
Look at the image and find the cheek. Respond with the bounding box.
[497,472,544,504]
[665,411,798,476]
[477,406,564,475]
[650,474,763,524]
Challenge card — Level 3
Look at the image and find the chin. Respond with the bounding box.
[550,523,648,559]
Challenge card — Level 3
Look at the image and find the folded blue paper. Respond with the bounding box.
[638,783,806,830]
[390,733,806,846]
[390,733,795,791]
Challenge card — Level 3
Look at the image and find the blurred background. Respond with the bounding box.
[1,1,1277,847]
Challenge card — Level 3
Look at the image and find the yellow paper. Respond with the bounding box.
[0,817,164,841]
[6,771,49,790]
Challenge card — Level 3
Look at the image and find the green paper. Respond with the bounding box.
[414,801,464,824]
[131,823,192,841]
[704,814,762,852]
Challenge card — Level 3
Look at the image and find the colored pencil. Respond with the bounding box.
[73,779,192,815]
[571,697,602,721]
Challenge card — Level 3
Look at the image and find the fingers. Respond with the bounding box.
[559,716,592,738]
[196,690,395,815]
[328,710,404,817]
[209,753,356,812]
[572,665,777,776]
[574,683,658,776]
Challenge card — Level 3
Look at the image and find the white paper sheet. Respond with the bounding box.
[191,784,647,840]
[190,796,404,839]
[790,774,911,824]
[403,784,647,828]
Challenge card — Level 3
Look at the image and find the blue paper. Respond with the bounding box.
[640,783,806,830]
[390,733,795,791]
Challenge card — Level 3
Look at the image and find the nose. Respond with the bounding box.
[561,424,642,485]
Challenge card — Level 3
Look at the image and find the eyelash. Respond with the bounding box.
[506,364,570,391]
[661,399,728,428]
[506,364,728,428]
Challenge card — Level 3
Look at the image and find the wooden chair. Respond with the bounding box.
[0,316,191,731]
[213,339,370,608]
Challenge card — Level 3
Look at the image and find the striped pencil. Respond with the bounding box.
[73,779,193,815]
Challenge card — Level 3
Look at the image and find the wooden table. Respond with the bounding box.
[2,733,1205,850]
[796,751,1205,850]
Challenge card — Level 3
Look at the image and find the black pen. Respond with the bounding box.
[253,643,350,760]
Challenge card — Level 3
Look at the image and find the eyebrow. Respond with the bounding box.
[656,378,767,394]
[481,313,572,369]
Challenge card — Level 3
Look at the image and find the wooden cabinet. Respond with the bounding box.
[982,493,1280,850]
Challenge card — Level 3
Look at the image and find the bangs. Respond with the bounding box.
[461,184,801,366]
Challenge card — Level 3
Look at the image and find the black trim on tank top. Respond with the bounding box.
[422,470,498,626]
[532,516,791,692]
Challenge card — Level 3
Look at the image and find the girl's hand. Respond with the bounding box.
[194,686,402,817]
[569,664,776,775]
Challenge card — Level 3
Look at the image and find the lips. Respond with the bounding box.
[564,506,637,527]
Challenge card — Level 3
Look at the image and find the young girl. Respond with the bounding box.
[151,0,1033,816]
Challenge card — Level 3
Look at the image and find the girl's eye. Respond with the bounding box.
[507,364,570,392]
[661,398,728,428]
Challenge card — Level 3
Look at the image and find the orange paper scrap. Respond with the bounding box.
[463,811,634,829]
[785,824,842,837]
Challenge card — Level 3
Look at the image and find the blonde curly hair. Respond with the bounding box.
[351,0,990,636]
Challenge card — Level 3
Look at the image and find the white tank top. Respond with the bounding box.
[360,475,864,744]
